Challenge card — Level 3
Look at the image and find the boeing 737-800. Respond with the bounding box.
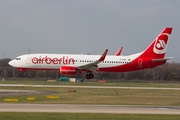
[9,28,172,79]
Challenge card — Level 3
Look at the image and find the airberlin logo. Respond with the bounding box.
[61,69,76,73]
[31,56,75,65]
[156,40,166,50]
[153,33,169,54]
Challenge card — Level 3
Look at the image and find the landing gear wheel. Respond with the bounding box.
[24,73,27,76]
[86,73,94,79]
[86,74,90,79]
[90,74,94,78]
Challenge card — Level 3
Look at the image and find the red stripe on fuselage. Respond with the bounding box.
[99,58,165,72]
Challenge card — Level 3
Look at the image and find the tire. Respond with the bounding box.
[86,74,90,79]
[90,74,94,78]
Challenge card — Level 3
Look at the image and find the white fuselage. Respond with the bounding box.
[9,53,141,71]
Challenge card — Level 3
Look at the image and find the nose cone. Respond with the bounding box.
[8,60,15,67]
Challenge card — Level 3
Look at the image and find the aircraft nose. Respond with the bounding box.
[8,60,15,67]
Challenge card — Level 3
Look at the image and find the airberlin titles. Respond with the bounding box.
[31,56,75,65]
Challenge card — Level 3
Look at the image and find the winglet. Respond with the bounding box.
[115,47,123,56]
[98,49,108,61]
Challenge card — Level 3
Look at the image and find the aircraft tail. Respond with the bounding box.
[140,27,172,59]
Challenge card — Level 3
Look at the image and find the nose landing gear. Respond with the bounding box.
[24,72,27,76]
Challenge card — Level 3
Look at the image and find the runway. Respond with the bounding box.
[1,84,180,90]
[0,104,180,114]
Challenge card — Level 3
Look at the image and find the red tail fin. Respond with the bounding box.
[140,27,172,59]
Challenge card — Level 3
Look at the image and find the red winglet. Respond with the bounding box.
[115,47,123,56]
[98,49,108,61]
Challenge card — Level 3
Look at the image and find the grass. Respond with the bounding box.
[1,86,180,106]
[1,80,180,88]
[0,113,180,120]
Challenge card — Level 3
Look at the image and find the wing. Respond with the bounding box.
[77,49,108,73]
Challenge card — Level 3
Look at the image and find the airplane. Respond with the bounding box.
[9,27,173,79]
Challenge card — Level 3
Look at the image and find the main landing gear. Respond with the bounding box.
[86,72,94,79]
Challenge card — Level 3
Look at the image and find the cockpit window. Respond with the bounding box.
[16,58,21,60]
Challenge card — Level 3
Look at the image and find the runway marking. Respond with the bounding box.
[47,96,59,98]
[4,99,18,102]
[27,98,35,100]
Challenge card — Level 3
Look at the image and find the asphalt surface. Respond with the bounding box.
[1,84,180,90]
[0,89,57,97]
[0,104,180,114]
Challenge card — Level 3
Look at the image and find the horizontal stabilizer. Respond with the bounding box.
[152,57,173,62]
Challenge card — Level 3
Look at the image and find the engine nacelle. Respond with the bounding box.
[60,66,77,75]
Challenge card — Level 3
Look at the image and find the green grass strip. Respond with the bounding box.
[0,113,180,120]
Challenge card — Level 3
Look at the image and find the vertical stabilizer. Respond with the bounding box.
[140,28,172,59]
